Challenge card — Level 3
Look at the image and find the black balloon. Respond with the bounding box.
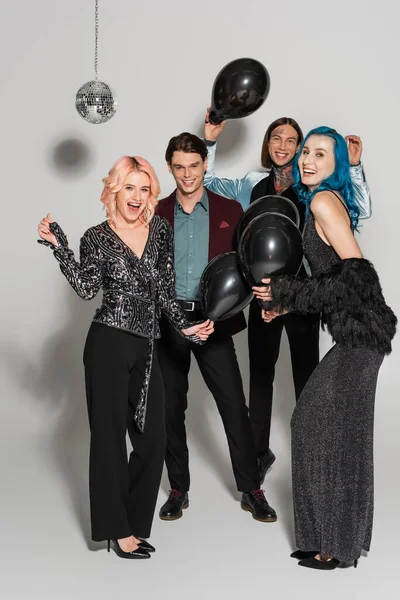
[237,195,300,242]
[238,212,303,288]
[200,252,253,321]
[209,58,271,125]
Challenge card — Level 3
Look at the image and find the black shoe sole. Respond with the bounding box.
[159,501,189,521]
[240,502,277,522]
[113,551,151,559]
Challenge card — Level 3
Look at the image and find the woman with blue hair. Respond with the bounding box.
[203,112,372,486]
[254,126,396,569]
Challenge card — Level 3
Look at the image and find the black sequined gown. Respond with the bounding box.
[291,213,384,561]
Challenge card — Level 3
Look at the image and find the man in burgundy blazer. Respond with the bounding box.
[156,132,276,523]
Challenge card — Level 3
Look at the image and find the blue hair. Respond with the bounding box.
[292,126,360,230]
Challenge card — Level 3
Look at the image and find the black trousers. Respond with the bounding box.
[248,300,320,456]
[158,313,260,493]
[83,323,165,542]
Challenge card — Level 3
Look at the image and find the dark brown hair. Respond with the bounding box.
[261,117,304,168]
[165,132,208,164]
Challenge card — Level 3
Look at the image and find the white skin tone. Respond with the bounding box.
[267,124,299,166]
[204,109,301,167]
[255,135,363,563]
[254,134,363,314]
[204,107,363,167]
[168,150,208,214]
[38,170,213,341]
[205,110,365,331]
[204,106,226,141]
[38,174,214,553]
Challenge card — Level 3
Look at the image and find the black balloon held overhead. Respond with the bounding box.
[238,212,303,290]
[237,195,300,242]
[200,252,253,321]
[209,58,271,125]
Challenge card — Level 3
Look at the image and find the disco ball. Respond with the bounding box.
[75,80,118,124]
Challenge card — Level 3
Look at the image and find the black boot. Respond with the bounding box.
[241,489,277,522]
[159,490,189,521]
[258,449,276,484]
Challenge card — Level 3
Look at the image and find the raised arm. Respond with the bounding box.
[38,215,102,300]
[203,139,247,200]
[202,107,261,205]
[347,135,372,219]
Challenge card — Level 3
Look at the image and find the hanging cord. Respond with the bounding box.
[94,0,99,80]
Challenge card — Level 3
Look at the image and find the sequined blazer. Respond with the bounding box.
[39,216,198,431]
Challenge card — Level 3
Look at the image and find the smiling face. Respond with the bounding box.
[298,135,336,190]
[168,151,207,196]
[267,124,300,166]
[115,170,151,223]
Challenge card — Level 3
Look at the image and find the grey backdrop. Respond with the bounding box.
[1,0,399,598]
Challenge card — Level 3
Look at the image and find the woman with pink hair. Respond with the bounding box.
[38,156,213,559]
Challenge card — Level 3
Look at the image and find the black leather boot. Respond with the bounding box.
[159,490,189,521]
[241,489,277,522]
[258,449,276,484]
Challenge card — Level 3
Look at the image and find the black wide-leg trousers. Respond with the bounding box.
[158,315,260,494]
[248,300,320,456]
[83,323,165,542]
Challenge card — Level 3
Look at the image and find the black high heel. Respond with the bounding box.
[290,549,318,560]
[298,556,359,570]
[137,539,155,553]
[107,539,151,559]
[298,556,340,570]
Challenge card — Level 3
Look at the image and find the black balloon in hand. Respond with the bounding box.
[200,252,253,321]
[237,195,300,243]
[209,58,271,125]
[238,212,303,309]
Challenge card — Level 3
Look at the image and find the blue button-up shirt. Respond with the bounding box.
[174,190,209,301]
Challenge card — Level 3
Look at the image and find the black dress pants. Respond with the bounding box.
[158,313,260,493]
[83,323,165,542]
[248,300,320,456]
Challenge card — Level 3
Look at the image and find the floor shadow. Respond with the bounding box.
[0,293,96,548]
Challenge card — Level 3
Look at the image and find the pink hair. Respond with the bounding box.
[100,156,161,225]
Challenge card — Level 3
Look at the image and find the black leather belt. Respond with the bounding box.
[178,300,202,312]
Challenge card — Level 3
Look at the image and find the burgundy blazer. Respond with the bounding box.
[156,188,247,337]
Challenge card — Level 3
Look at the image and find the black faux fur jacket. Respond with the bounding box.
[270,258,397,355]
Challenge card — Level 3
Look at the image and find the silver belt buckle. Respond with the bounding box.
[187,301,195,311]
